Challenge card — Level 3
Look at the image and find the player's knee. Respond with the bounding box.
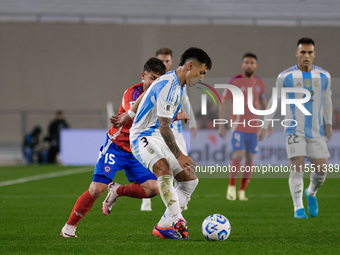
[289,156,305,169]
[245,156,254,164]
[147,184,159,197]
[153,159,171,177]
[233,150,245,161]
[142,180,159,197]
[175,170,197,182]
[88,182,107,199]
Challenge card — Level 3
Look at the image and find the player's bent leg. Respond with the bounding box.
[140,179,159,197]
[139,180,159,211]
[89,181,109,199]
[174,170,198,211]
[104,180,158,214]
[133,137,184,239]
[152,158,172,177]
[139,180,158,211]
[124,160,159,211]
[61,182,106,237]
[171,169,198,239]
[153,159,183,227]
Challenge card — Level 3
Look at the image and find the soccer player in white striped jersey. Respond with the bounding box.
[130,47,211,239]
[140,48,197,211]
[258,37,333,219]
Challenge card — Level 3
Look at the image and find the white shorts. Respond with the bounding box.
[285,133,330,159]
[131,134,187,176]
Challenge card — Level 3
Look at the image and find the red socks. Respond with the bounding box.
[229,158,241,186]
[67,190,96,226]
[240,162,253,190]
[66,184,148,227]
[117,184,148,198]
[229,159,253,190]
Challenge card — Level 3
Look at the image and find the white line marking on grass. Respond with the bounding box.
[0,167,93,187]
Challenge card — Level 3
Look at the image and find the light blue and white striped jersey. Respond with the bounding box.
[130,70,184,142]
[274,64,331,138]
[172,86,197,134]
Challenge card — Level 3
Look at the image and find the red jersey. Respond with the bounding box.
[223,74,266,133]
[108,83,144,152]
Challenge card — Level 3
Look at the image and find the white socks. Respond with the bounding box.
[158,178,198,228]
[289,171,304,211]
[175,179,198,210]
[157,175,181,227]
[307,171,327,196]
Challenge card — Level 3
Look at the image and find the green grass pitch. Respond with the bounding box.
[0,165,339,255]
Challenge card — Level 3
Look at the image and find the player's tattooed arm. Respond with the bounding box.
[159,116,182,158]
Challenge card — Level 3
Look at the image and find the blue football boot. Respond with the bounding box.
[305,188,318,217]
[294,208,308,219]
[153,224,182,240]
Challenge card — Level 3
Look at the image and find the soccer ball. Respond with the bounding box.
[201,214,231,241]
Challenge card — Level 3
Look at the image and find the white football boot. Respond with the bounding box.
[60,224,77,238]
[102,182,120,215]
[226,185,237,200]
[238,190,248,201]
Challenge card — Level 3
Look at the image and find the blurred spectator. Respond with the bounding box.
[47,110,70,163]
[23,126,42,164]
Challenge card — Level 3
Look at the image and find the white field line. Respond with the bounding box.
[0,167,92,187]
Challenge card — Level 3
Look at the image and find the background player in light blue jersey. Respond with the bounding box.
[140,48,197,211]
[129,47,212,239]
[258,37,333,219]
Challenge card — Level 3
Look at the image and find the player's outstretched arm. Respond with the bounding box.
[159,116,196,174]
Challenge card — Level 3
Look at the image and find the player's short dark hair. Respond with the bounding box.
[143,57,166,75]
[179,47,212,70]
[155,48,173,57]
[297,37,315,46]
[242,52,257,61]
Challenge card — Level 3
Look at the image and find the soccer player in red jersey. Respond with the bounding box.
[60,58,166,238]
[218,53,271,201]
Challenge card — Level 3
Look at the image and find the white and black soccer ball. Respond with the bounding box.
[201,214,231,241]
